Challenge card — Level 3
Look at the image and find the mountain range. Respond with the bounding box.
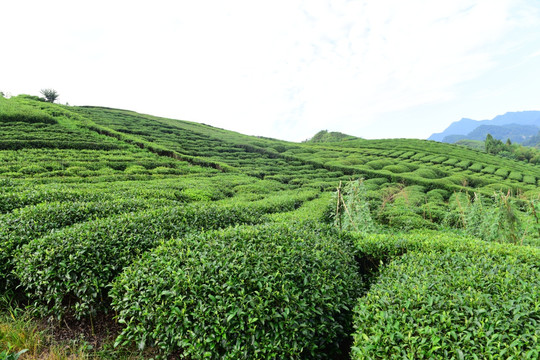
[428,111,540,144]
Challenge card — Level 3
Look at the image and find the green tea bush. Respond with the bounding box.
[124,165,148,174]
[481,165,496,174]
[149,166,178,175]
[18,165,47,175]
[426,189,448,202]
[410,153,426,160]
[65,166,88,176]
[14,203,268,318]
[0,98,56,124]
[364,159,394,170]
[455,160,471,169]
[508,171,523,181]
[386,211,437,231]
[363,177,389,190]
[382,164,410,173]
[494,168,509,178]
[352,249,540,359]
[398,151,415,159]
[419,154,436,162]
[413,168,439,179]
[484,183,516,194]
[0,187,110,213]
[523,175,537,185]
[442,158,459,165]
[0,198,170,289]
[111,224,362,359]
[468,162,483,172]
[430,156,447,164]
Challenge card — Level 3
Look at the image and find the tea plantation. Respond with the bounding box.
[0,95,538,359]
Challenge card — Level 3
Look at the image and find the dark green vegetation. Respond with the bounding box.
[1,95,539,359]
[112,224,361,359]
[484,133,540,164]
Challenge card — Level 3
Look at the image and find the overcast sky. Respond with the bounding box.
[2,0,540,141]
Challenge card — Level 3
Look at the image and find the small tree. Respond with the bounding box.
[40,88,59,103]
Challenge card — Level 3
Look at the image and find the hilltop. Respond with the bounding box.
[0,94,539,359]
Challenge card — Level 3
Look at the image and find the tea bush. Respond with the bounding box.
[111,224,362,359]
[0,98,56,124]
[468,162,483,172]
[455,160,472,169]
[352,248,540,359]
[523,175,537,185]
[413,168,440,179]
[508,171,523,181]
[14,203,268,318]
[364,159,394,170]
[494,168,509,178]
[382,164,410,173]
[481,165,496,174]
[351,231,540,358]
[0,198,171,289]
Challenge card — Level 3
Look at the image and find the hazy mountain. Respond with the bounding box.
[429,111,540,142]
[442,124,539,144]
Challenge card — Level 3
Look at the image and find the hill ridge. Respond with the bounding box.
[428,110,540,142]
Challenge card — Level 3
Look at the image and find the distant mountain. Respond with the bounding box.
[442,124,539,144]
[429,111,540,142]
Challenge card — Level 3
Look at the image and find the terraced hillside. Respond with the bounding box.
[1,94,539,359]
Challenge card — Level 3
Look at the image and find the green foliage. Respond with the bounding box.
[524,175,537,185]
[111,224,362,359]
[39,88,59,103]
[0,95,539,358]
[508,171,523,181]
[333,179,376,234]
[444,192,532,245]
[351,231,540,359]
[0,97,56,124]
[305,130,356,143]
[413,168,442,179]
[382,164,410,173]
[352,248,539,359]
[0,198,171,289]
[0,348,28,360]
[364,159,394,170]
[485,133,540,164]
[14,204,267,318]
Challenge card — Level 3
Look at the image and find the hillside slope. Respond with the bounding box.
[1,95,539,359]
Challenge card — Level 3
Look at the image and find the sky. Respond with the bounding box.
[2,0,540,142]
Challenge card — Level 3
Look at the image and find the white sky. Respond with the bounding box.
[2,0,540,141]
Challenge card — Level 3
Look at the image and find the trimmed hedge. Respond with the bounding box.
[382,164,410,174]
[468,162,483,172]
[0,198,171,290]
[351,231,540,359]
[14,204,269,318]
[111,224,362,359]
[494,168,509,179]
[508,171,523,182]
[524,175,537,185]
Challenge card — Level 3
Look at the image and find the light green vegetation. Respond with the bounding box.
[0,95,538,359]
